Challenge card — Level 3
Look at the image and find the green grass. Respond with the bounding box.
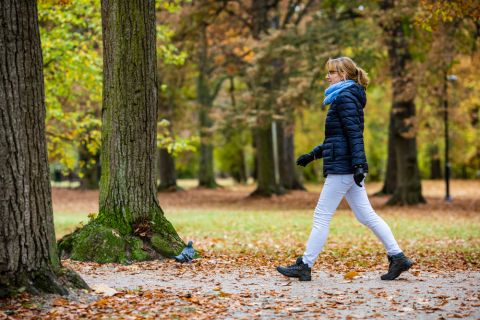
[54,212,89,239]
[54,208,480,268]
[165,208,479,239]
[55,208,480,244]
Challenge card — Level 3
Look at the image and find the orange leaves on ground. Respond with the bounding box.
[344,271,360,280]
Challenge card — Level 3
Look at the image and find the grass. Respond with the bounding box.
[54,207,480,270]
[52,179,480,270]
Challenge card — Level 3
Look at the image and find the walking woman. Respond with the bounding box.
[277,57,412,281]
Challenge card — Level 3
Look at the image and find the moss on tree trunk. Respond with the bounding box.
[58,0,185,263]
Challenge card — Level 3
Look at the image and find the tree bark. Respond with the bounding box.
[380,0,425,205]
[0,0,87,296]
[58,0,185,263]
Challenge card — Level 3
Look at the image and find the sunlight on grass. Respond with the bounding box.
[165,208,480,241]
[54,212,89,239]
[53,207,479,268]
[162,209,480,260]
[54,208,480,245]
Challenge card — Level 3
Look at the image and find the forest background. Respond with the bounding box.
[1,0,480,318]
[39,0,480,194]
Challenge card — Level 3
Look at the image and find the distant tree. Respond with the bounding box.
[38,0,103,184]
[0,0,87,296]
[247,0,318,196]
[58,0,185,263]
[379,0,425,205]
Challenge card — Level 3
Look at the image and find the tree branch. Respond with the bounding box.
[294,0,316,26]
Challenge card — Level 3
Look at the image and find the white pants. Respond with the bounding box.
[302,174,402,267]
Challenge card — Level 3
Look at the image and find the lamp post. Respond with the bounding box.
[444,74,457,202]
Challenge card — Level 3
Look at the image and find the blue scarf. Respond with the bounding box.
[323,80,356,106]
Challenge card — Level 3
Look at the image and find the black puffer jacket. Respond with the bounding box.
[311,83,369,177]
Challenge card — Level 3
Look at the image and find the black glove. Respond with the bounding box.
[296,152,315,167]
[353,165,365,187]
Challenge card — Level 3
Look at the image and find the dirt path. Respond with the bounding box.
[67,259,480,319]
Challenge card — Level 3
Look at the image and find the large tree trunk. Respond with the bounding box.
[58,0,184,263]
[380,0,425,205]
[197,22,217,188]
[0,0,87,296]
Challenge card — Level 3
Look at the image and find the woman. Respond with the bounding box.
[276,57,412,281]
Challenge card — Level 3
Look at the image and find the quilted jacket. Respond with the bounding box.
[311,83,369,177]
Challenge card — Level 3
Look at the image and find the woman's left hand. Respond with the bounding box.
[353,165,365,187]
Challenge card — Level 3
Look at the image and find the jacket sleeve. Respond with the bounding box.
[311,144,323,159]
[335,95,367,167]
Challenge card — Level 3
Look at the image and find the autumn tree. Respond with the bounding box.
[58,0,185,263]
[38,0,103,188]
[0,0,87,296]
[377,0,425,204]
[414,0,480,180]
[156,3,190,192]
[246,0,319,195]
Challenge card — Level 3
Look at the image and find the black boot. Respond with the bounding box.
[276,257,311,281]
[381,252,413,280]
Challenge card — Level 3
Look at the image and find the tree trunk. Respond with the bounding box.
[225,76,247,184]
[251,126,284,196]
[376,113,397,195]
[157,72,179,192]
[0,0,87,296]
[380,0,425,205]
[197,22,217,188]
[249,0,283,196]
[429,145,442,179]
[58,0,184,263]
[278,120,305,190]
[158,148,178,191]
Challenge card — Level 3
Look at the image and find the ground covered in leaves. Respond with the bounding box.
[1,179,479,319]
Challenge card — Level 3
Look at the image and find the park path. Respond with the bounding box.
[69,258,480,319]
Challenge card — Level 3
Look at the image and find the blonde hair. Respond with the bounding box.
[326,57,369,87]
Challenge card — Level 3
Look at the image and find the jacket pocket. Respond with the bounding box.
[322,143,335,160]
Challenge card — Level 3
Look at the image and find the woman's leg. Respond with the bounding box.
[302,175,351,267]
[343,175,402,255]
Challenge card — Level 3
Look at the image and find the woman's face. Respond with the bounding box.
[325,68,343,85]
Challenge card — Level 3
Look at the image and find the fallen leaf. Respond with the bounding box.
[90,284,118,296]
[344,271,359,280]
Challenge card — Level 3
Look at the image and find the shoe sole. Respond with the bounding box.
[381,261,413,280]
[277,267,312,281]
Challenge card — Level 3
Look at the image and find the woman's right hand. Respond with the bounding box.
[296,153,315,167]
